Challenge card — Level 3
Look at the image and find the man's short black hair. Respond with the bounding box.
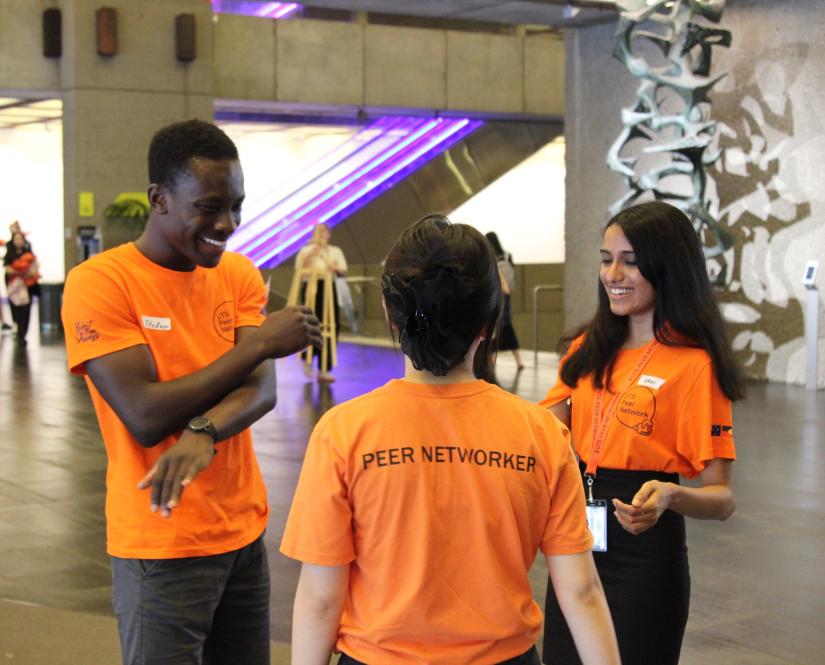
[148,119,239,189]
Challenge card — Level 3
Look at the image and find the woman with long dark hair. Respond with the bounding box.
[281,215,620,665]
[541,201,744,665]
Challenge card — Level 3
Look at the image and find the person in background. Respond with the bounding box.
[61,119,322,665]
[281,215,621,665]
[1,221,31,334]
[294,223,348,383]
[0,250,12,335]
[486,232,525,371]
[3,231,40,346]
[541,201,744,665]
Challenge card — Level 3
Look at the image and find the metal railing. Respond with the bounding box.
[533,284,562,366]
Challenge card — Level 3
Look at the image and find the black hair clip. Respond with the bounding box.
[407,309,430,335]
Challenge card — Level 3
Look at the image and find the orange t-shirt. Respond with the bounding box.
[540,336,736,478]
[61,243,269,559]
[280,379,592,665]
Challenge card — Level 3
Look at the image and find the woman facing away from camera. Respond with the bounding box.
[541,201,745,665]
[486,231,525,371]
[280,215,620,665]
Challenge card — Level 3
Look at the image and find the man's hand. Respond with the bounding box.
[255,306,322,358]
[137,431,215,517]
[612,480,675,535]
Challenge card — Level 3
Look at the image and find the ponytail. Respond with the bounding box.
[383,216,501,381]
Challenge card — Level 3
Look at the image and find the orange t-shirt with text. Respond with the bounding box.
[540,336,736,478]
[281,379,592,665]
[62,243,269,559]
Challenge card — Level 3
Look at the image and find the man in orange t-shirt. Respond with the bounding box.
[280,378,595,665]
[61,120,321,665]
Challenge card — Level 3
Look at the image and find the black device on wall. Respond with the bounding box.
[96,7,118,57]
[42,8,62,58]
[175,14,196,62]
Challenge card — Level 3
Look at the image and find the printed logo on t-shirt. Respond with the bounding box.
[616,386,656,436]
[638,374,666,390]
[142,316,172,331]
[711,424,733,438]
[213,301,235,342]
[75,320,100,343]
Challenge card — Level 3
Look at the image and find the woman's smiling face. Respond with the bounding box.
[599,223,656,319]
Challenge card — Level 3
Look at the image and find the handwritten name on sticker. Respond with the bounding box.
[142,316,172,331]
[638,374,666,390]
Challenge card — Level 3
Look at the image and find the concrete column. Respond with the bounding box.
[60,0,214,273]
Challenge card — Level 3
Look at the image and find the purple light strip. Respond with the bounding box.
[273,2,299,18]
[250,119,439,238]
[233,117,427,255]
[249,118,480,267]
[255,122,479,268]
[248,118,481,267]
[230,116,417,253]
[236,116,401,226]
[245,118,444,264]
[318,120,475,224]
[255,2,281,17]
[212,1,302,19]
[315,123,481,233]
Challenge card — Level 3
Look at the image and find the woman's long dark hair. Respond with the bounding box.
[560,201,745,401]
[3,232,29,265]
[382,215,502,382]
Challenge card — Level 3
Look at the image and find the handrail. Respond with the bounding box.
[533,284,562,367]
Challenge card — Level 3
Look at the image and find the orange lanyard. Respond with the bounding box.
[585,340,659,479]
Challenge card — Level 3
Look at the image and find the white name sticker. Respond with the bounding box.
[142,316,172,331]
[638,374,666,390]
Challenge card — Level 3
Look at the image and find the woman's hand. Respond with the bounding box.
[612,480,675,535]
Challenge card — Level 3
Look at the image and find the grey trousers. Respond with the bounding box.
[111,533,270,665]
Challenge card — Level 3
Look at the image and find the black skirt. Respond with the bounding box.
[497,295,520,351]
[543,466,690,665]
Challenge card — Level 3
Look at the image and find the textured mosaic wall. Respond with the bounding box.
[709,2,824,385]
[565,0,825,385]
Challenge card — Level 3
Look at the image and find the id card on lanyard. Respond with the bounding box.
[584,341,659,552]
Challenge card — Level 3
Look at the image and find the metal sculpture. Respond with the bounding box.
[608,0,731,261]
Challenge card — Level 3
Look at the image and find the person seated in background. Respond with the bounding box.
[281,215,621,665]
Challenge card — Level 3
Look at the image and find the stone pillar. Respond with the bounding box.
[60,0,214,273]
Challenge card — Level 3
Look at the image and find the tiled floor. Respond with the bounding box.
[1,322,824,664]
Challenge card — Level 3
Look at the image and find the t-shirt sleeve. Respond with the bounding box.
[280,418,355,566]
[61,264,146,376]
[540,417,593,555]
[676,361,736,477]
[540,375,572,410]
[233,254,267,329]
[539,336,584,409]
